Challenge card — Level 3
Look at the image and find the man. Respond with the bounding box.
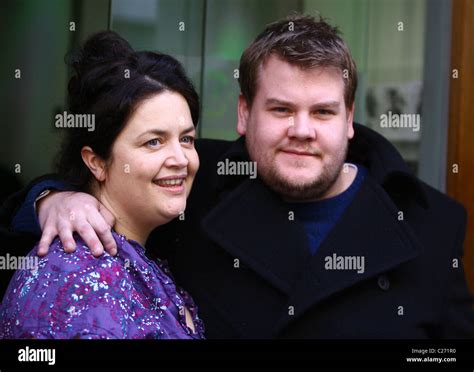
[2,14,474,338]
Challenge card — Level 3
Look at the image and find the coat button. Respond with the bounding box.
[377,275,390,291]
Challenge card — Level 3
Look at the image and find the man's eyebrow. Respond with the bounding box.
[137,126,195,140]
[265,98,341,110]
[265,98,295,107]
[311,101,341,110]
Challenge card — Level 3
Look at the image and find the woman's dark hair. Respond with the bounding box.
[56,30,199,191]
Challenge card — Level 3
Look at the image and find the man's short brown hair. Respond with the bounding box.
[238,13,357,108]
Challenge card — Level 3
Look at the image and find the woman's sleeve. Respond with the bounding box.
[0,246,130,339]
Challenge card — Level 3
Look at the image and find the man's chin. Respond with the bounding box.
[278,179,317,191]
[260,167,341,202]
[275,171,322,188]
[266,177,323,201]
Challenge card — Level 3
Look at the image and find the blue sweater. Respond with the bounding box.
[287,163,367,255]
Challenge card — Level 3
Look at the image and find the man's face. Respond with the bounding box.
[237,55,355,202]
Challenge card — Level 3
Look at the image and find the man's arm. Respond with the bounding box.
[0,174,68,247]
[0,175,69,298]
[8,175,70,235]
[0,175,117,257]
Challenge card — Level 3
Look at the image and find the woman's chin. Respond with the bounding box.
[158,203,187,221]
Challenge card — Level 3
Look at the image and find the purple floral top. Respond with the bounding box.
[0,231,205,339]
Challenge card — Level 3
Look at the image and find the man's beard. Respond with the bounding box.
[251,142,349,202]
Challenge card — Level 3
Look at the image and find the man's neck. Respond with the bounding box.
[320,163,358,200]
[284,163,358,203]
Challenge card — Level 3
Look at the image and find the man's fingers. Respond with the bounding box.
[88,211,117,256]
[76,222,104,257]
[98,203,116,229]
[57,225,77,253]
[37,228,57,257]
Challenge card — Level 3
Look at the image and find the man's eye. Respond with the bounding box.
[181,136,195,144]
[272,107,290,113]
[317,109,334,116]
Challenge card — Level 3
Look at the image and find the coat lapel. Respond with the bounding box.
[201,177,310,295]
[275,175,425,333]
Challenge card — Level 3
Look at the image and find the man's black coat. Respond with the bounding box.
[1,124,474,338]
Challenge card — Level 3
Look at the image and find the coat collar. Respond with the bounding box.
[274,176,424,334]
[202,177,310,294]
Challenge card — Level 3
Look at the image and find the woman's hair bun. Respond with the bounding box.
[67,30,134,74]
[66,31,135,113]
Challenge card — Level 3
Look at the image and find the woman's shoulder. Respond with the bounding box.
[6,235,129,300]
[0,235,132,339]
[43,234,121,272]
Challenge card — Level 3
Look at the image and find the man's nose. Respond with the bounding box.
[287,114,317,140]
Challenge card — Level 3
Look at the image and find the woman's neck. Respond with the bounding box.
[90,186,151,246]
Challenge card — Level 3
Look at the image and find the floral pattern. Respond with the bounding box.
[0,232,205,339]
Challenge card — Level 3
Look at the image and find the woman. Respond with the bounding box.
[0,31,204,339]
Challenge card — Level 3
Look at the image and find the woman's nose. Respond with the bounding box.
[165,142,189,168]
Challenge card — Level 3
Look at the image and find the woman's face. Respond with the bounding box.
[99,91,199,237]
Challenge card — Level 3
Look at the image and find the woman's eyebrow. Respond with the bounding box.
[137,129,167,140]
[181,126,196,135]
[137,126,195,140]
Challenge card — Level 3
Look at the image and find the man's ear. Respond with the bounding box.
[81,146,107,182]
[346,103,355,139]
[237,93,250,136]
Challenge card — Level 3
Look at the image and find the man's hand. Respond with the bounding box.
[37,191,117,257]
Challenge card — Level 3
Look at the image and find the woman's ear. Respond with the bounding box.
[81,146,107,182]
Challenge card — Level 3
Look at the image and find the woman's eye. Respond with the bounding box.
[146,138,161,147]
[181,136,195,144]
